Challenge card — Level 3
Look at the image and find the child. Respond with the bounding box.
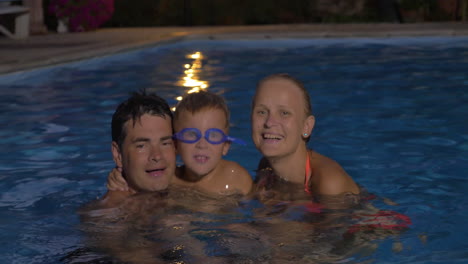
[107,91,253,196]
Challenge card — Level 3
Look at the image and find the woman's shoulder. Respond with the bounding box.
[309,150,344,172]
[308,150,359,195]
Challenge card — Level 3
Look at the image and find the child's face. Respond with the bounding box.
[174,108,230,178]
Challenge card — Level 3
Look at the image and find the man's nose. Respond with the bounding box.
[150,146,162,162]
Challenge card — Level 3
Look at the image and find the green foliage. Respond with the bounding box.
[105,0,319,26]
[105,0,161,27]
[397,0,437,10]
[101,0,460,27]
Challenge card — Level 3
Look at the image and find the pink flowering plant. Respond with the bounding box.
[49,0,114,32]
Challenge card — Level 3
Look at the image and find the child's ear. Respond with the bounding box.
[222,142,231,156]
[111,141,123,168]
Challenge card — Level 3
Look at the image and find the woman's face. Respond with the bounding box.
[251,78,313,160]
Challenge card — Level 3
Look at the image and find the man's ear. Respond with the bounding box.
[302,115,315,138]
[111,141,123,168]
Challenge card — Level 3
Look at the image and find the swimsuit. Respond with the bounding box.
[304,151,312,194]
[346,210,412,234]
[303,151,325,213]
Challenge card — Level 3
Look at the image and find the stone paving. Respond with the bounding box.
[1,23,467,75]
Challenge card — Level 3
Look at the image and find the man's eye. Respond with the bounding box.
[256,110,266,115]
[281,111,290,116]
[162,140,173,146]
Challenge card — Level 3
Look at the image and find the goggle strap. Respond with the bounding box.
[227,137,247,146]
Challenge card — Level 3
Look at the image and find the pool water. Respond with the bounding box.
[1,36,467,263]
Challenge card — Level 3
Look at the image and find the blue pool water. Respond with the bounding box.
[1,36,468,263]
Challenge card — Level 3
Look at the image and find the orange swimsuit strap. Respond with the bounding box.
[304,151,312,194]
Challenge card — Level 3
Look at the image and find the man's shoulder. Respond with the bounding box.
[94,190,132,209]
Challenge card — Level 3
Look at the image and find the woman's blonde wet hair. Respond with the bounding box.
[254,73,312,117]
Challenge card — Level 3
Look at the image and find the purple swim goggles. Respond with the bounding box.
[173,128,246,145]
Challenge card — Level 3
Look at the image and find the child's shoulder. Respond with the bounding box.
[220,160,251,178]
[218,159,253,194]
[221,159,248,171]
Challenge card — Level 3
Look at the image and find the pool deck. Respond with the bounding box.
[1,23,468,75]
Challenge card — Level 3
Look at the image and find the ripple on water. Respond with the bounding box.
[0,177,72,208]
[21,146,81,161]
[406,136,458,147]
[42,123,70,134]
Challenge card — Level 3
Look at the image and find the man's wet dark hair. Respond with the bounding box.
[112,91,173,148]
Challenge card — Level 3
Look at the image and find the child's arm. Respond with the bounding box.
[106,167,129,191]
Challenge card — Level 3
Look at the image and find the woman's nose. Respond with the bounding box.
[264,113,277,127]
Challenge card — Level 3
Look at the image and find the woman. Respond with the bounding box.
[251,73,360,201]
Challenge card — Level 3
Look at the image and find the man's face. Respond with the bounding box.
[112,114,176,192]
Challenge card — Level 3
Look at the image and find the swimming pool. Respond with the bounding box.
[1,36,467,263]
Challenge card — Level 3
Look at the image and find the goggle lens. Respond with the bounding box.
[173,128,245,145]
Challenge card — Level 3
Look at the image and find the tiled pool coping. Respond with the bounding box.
[1,23,467,75]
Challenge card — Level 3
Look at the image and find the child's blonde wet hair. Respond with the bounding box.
[174,91,230,129]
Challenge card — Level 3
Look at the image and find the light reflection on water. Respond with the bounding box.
[0,36,467,263]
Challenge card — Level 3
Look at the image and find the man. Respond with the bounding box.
[98,91,177,207]
[80,91,203,263]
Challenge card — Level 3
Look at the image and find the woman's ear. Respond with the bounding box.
[111,141,123,168]
[302,115,315,138]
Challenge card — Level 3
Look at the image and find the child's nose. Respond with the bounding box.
[195,137,209,148]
